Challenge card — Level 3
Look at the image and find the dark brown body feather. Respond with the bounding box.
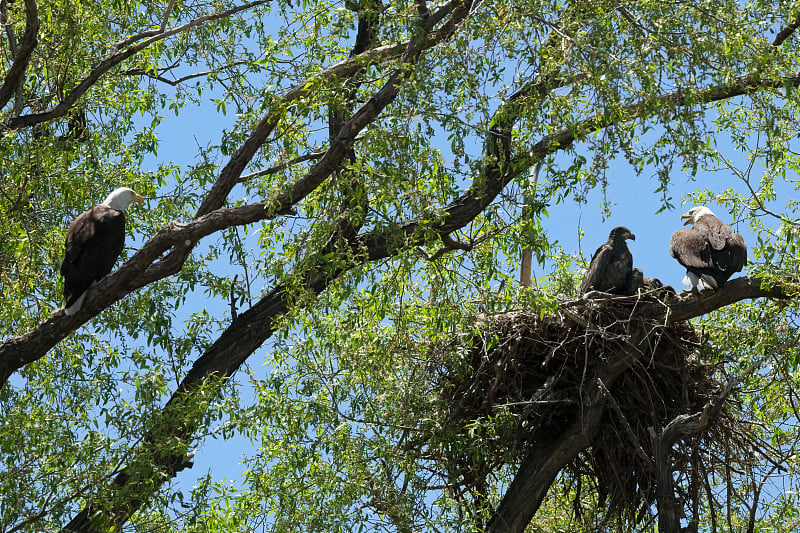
[581,227,636,295]
[60,205,126,308]
[670,214,746,289]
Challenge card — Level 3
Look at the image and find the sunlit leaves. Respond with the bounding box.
[7,0,800,531]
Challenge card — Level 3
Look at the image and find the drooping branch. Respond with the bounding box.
[0,0,39,112]
[121,60,251,86]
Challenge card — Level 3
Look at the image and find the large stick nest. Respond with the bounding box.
[435,291,747,521]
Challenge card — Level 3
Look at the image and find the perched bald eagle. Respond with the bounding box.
[669,206,747,291]
[581,226,637,295]
[60,187,144,315]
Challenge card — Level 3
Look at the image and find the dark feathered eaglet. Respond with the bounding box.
[670,206,747,291]
[581,226,636,295]
[60,187,144,315]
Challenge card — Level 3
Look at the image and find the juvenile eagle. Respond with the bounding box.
[669,206,747,291]
[581,226,636,295]
[61,187,144,315]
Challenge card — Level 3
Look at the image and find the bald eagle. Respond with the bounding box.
[669,206,747,291]
[61,187,144,315]
[581,226,637,295]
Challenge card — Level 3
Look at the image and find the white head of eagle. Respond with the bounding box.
[60,187,145,315]
[669,206,747,291]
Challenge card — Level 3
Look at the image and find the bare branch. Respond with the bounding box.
[122,61,251,86]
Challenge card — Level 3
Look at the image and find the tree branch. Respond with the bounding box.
[235,151,326,183]
[121,60,251,86]
[0,0,39,112]
[772,8,800,47]
[194,0,467,218]
[664,276,793,323]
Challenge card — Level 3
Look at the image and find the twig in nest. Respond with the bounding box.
[597,377,650,464]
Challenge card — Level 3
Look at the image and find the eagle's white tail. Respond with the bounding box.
[64,292,87,316]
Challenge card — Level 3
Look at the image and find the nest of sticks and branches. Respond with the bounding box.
[434,287,751,523]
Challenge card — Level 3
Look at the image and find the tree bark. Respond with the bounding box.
[0,0,39,112]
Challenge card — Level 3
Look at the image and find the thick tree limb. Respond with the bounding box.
[664,276,793,323]
[773,8,800,47]
[0,0,39,112]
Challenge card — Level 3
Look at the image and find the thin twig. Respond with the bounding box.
[236,151,326,183]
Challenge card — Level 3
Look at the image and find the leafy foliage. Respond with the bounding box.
[3,0,800,531]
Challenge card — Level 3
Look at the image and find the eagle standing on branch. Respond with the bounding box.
[60,187,144,315]
[670,206,747,292]
[581,226,637,295]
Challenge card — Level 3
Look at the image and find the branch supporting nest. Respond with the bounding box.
[433,292,754,527]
